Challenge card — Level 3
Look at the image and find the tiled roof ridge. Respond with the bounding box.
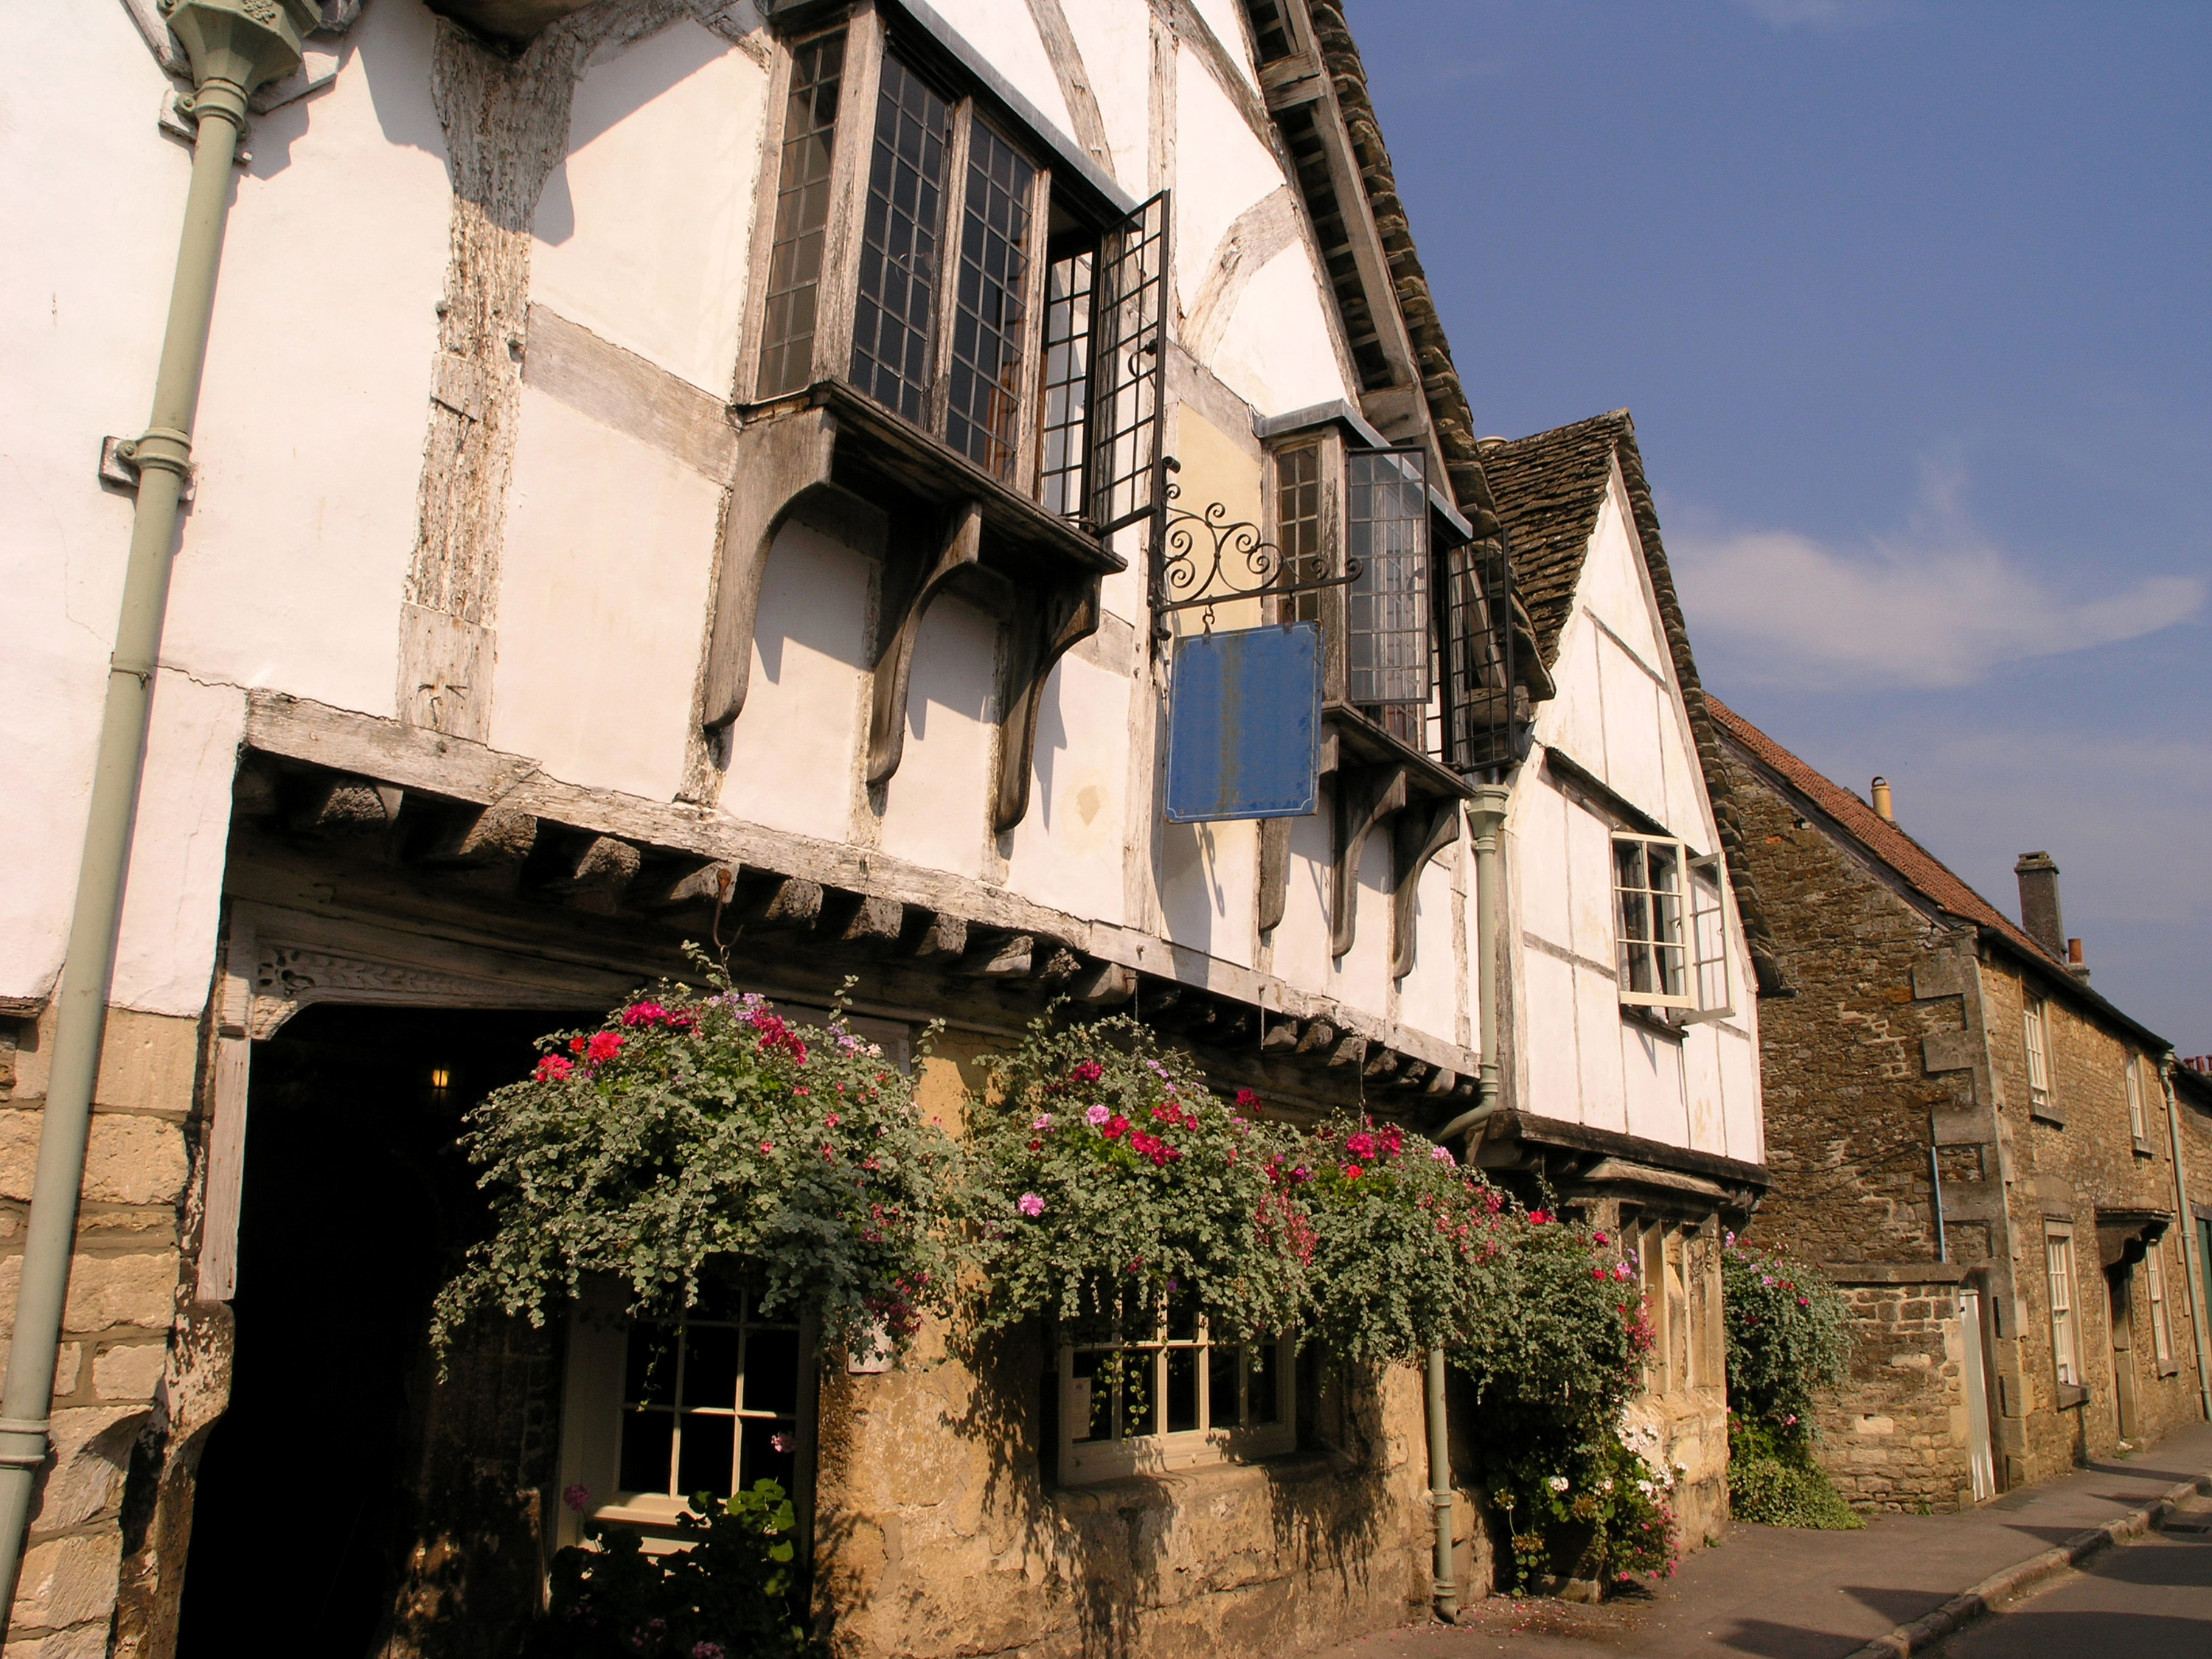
[1703,695,2060,967]
[1301,1,1496,518]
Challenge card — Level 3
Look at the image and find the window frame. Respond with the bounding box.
[2125,1052,2149,1150]
[2023,998,2053,1117]
[2045,1227,2080,1389]
[2147,1237,2176,1371]
[1053,1310,1298,1486]
[1613,832,1691,1012]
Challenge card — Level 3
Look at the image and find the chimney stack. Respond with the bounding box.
[1871,776,1894,822]
[2015,852,2065,959]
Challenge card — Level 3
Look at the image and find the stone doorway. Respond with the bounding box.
[175,1004,584,1657]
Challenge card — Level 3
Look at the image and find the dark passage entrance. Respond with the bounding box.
[177,1005,585,1658]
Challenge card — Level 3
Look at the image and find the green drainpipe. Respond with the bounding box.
[1423,782,1512,1621]
[0,0,313,1620]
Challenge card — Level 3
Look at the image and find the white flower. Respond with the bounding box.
[1547,1475,1569,1493]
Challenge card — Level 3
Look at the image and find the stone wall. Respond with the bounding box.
[1,1004,198,1659]
[1818,1278,1974,1513]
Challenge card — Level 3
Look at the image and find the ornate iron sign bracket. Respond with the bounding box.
[1148,476,1362,639]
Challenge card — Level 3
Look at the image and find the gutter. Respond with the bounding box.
[0,0,315,1619]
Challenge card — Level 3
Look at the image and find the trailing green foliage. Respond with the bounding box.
[1458,1211,1676,1588]
[525,1481,818,1658]
[1720,1237,1854,1433]
[1298,1116,1513,1366]
[431,967,956,1361]
[1727,1415,1863,1531]
[959,1015,1307,1343]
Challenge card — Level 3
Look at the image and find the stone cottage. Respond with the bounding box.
[2,1,1768,1655]
[1708,700,2209,1509]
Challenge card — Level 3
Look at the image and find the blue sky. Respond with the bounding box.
[1356,0,2211,1050]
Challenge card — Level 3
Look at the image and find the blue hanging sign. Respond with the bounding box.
[1165,623,1323,822]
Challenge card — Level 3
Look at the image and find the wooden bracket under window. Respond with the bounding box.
[866,499,987,787]
[992,577,1102,835]
[1390,798,1461,981]
[1257,818,1293,933]
[1330,762,1408,959]
[699,405,840,734]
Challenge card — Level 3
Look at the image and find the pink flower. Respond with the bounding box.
[1033,1113,1054,1131]
[535,1055,574,1082]
[585,1032,623,1064]
[827,1112,840,1127]
[561,1483,591,1513]
[770,1433,793,1455]
[1529,1210,1553,1226]
[759,1141,774,1154]
[1430,1145,1455,1165]
[1085,1104,1112,1127]
[1018,1192,1045,1217]
[1236,1088,1263,1110]
[1345,1131,1377,1161]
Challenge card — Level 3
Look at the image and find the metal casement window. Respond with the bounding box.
[1613,834,1732,1018]
[619,1290,804,1506]
[1344,446,1432,712]
[2024,999,2052,1110]
[746,21,1166,521]
[1056,1295,1295,1483]
[2046,1230,2079,1387]
[2126,1053,2148,1144]
[2148,1240,2174,1367]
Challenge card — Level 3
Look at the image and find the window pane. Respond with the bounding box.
[1208,1344,1240,1430]
[741,1416,798,1495]
[1277,445,1324,625]
[1037,250,1094,515]
[625,1324,678,1406]
[1248,1345,1280,1425]
[1346,450,1431,707]
[1070,1349,1112,1442]
[742,1326,802,1417]
[619,1407,675,1495]
[851,55,952,423]
[1165,1289,1199,1342]
[1127,1349,1162,1437]
[1165,1347,1199,1432]
[683,1325,741,1411]
[947,119,1036,479]
[677,1410,736,1501]
[757,32,846,398]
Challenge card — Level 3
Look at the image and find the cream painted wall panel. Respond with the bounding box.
[532,22,769,396]
[1683,1029,1725,1158]
[1396,858,1459,1044]
[164,0,453,716]
[1187,0,1260,92]
[493,389,720,801]
[1596,633,1665,823]
[926,0,1078,149]
[1059,0,1152,190]
[721,521,872,841]
[1540,619,1607,778]
[1172,45,1284,309]
[1573,964,1629,1135]
[1206,248,1357,417]
[1520,947,1580,1121]
[1565,791,1618,973]
[1578,487,1668,678]
[876,597,999,880]
[1269,810,1335,994]
[1719,1026,1763,1164]
[1159,820,1256,970]
[1332,832,1394,1019]
[1509,779,1570,951]
[1658,701,1705,849]
[1621,1024,1686,1147]
[1006,654,1130,925]
[109,674,247,1017]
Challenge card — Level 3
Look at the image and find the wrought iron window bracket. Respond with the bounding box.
[1148,476,1365,641]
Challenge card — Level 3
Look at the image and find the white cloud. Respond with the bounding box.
[1722,0,1903,27]
[1671,474,2204,688]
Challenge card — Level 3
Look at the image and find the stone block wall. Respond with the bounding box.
[1,1005,198,1659]
[1816,1279,1973,1512]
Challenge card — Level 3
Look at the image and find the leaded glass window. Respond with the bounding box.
[1037,249,1094,517]
[947,119,1037,479]
[757,32,846,399]
[851,55,952,423]
[1345,448,1431,709]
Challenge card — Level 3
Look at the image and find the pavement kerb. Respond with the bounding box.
[1840,1469,2212,1659]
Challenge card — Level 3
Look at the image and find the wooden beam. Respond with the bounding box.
[867,500,983,787]
[1391,799,1461,980]
[958,932,1035,977]
[993,577,1102,834]
[1256,816,1291,934]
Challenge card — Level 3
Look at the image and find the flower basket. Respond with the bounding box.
[959,1015,1307,1346]
[432,973,955,1361]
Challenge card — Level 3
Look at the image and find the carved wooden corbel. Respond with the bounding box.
[867,501,984,786]
[1330,762,1408,959]
[699,406,840,734]
[992,577,1103,834]
[1390,798,1462,979]
[1257,817,1292,933]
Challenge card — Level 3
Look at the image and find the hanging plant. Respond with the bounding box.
[959,1013,1308,1344]
[431,967,955,1362]
[1722,1235,1861,1528]
[1295,1116,1514,1367]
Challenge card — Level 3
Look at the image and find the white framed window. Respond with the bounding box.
[2023,998,2053,1113]
[2148,1240,2174,1368]
[2046,1229,2080,1387]
[1056,1293,1295,1484]
[1613,834,1732,1020]
[2126,1053,2148,1145]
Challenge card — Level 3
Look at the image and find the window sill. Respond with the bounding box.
[1059,1424,1298,1487]
[1054,1439,1333,1500]
[1322,703,1470,801]
[2133,1141,2156,1159]
[2055,1382,2088,1410]
[2028,1099,2065,1128]
[1620,1004,1686,1044]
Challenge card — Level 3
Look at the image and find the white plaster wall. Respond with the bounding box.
[1683,1023,1725,1156]
[1006,654,1132,925]
[1269,808,1336,993]
[1395,857,1458,1043]
[1596,633,1666,825]
[1565,789,1617,972]
[532,21,769,397]
[1333,832,1394,1018]
[875,597,998,880]
[1207,248,1356,417]
[1172,43,1282,313]
[1621,1022,1687,1147]
[1540,617,1607,776]
[1186,0,1260,91]
[1060,0,1153,190]
[1512,779,1572,950]
[1719,1025,1763,1162]
[926,0,1078,154]
[1573,963,1628,1135]
[721,518,873,842]
[1520,947,1579,1119]
[493,388,722,801]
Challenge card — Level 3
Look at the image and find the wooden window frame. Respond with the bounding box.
[2148,1239,2176,1371]
[2045,1227,2080,1389]
[2126,1053,2150,1152]
[2023,998,2053,1118]
[1053,1314,1297,1486]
